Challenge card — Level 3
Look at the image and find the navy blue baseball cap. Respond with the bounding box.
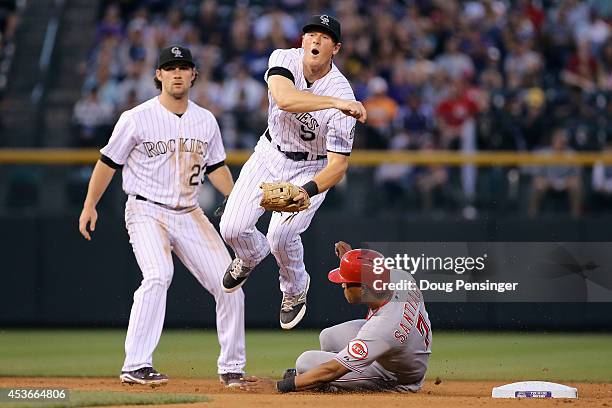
[157,45,195,69]
[302,15,341,43]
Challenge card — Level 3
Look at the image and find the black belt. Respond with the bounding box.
[134,195,193,211]
[135,195,162,205]
[265,130,326,161]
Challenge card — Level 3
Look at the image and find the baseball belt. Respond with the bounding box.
[265,129,326,161]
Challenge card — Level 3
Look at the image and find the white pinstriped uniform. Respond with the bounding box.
[220,48,357,295]
[100,96,245,374]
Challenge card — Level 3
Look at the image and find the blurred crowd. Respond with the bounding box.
[74,0,612,217]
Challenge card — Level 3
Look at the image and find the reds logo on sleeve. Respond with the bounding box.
[347,340,368,360]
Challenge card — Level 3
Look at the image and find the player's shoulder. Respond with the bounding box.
[269,47,303,63]
[327,65,355,99]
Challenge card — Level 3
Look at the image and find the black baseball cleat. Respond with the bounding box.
[280,275,310,330]
[219,372,245,388]
[120,366,168,386]
[222,258,253,293]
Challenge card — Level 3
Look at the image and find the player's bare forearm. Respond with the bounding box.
[83,160,116,208]
[268,76,366,122]
[207,165,234,196]
[79,160,115,240]
[312,152,349,192]
[270,76,337,111]
[294,360,350,390]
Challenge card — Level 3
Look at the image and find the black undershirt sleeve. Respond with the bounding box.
[267,67,295,84]
[327,150,351,156]
[205,160,225,174]
[100,154,123,169]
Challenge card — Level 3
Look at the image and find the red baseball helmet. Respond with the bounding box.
[328,249,388,286]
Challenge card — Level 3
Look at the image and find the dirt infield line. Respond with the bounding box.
[0,377,610,408]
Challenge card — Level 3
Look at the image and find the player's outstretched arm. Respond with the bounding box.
[268,76,366,123]
[78,160,116,241]
[207,165,234,197]
[293,359,350,391]
[313,152,349,192]
[240,360,349,393]
[293,152,349,204]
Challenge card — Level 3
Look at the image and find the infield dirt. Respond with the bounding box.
[0,377,610,408]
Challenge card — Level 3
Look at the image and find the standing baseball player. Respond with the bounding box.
[242,241,432,393]
[78,46,246,387]
[220,15,367,330]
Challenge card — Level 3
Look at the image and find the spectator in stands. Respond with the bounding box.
[253,6,298,45]
[96,3,122,42]
[116,58,157,108]
[73,86,114,148]
[83,65,120,108]
[435,36,475,80]
[363,76,399,149]
[157,7,191,46]
[401,93,433,148]
[503,36,543,87]
[192,70,224,118]
[220,64,266,148]
[422,66,449,108]
[435,78,479,149]
[228,5,251,57]
[541,1,574,75]
[562,39,598,93]
[243,37,273,82]
[528,128,582,218]
[194,0,225,45]
[521,87,549,150]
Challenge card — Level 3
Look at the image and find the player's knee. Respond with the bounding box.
[319,328,335,352]
[266,227,297,255]
[219,223,249,246]
[295,351,323,374]
[220,222,241,245]
[141,275,171,291]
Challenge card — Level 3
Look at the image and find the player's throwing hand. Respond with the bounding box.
[337,100,367,123]
[78,206,97,241]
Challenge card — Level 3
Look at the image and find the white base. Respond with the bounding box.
[492,381,577,398]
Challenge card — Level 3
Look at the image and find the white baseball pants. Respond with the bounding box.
[220,136,327,295]
[122,196,246,374]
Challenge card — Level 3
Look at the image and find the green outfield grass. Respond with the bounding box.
[0,330,610,382]
[0,391,210,408]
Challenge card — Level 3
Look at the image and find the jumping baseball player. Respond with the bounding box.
[241,241,432,393]
[78,46,246,388]
[220,15,367,330]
